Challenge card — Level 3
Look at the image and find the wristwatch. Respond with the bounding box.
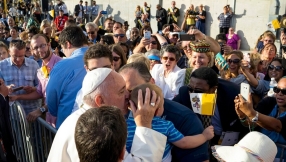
[39,107,46,113]
[251,111,259,123]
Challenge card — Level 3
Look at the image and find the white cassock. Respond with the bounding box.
[47,105,166,162]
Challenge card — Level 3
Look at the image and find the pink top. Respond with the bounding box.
[36,54,62,96]
[226,33,240,50]
[36,54,62,128]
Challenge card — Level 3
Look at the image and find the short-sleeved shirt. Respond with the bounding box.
[36,54,62,98]
[0,57,41,114]
[226,33,240,50]
[126,115,184,159]
[218,13,233,28]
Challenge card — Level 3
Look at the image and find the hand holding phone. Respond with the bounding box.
[144,31,151,39]
[240,83,250,101]
[169,24,174,32]
[101,11,107,14]
[12,86,23,92]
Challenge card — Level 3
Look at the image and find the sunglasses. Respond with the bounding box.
[227,59,240,64]
[183,45,191,50]
[113,56,121,62]
[268,65,283,71]
[188,86,204,93]
[151,41,157,45]
[113,34,125,38]
[162,56,176,61]
[274,87,286,95]
[87,31,95,35]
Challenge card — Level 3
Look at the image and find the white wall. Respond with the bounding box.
[63,0,285,50]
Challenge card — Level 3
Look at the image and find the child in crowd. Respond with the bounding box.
[0,41,9,60]
[128,83,214,162]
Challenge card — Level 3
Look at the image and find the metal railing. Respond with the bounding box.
[9,102,57,162]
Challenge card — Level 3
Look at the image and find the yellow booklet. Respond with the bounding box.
[189,93,216,115]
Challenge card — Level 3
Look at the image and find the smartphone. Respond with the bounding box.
[144,31,151,39]
[101,11,107,14]
[180,33,195,41]
[169,24,174,32]
[13,86,23,92]
[243,53,250,62]
[240,83,250,101]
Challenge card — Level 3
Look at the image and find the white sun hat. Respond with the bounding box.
[212,131,277,162]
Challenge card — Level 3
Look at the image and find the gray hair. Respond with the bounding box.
[160,44,181,61]
[145,49,160,58]
[85,22,98,30]
[82,73,111,107]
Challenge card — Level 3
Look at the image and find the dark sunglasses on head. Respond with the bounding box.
[151,41,157,45]
[274,86,286,95]
[113,34,125,38]
[162,56,176,61]
[268,65,283,71]
[227,59,240,64]
[188,86,204,93]
[87,31,95,35]
[113,56,121,62]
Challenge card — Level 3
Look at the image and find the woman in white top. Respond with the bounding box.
[151,44,185,100]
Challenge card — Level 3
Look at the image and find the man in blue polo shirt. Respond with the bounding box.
[46,26,89,128]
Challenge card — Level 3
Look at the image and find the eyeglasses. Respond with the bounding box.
[151,41,157,45]
[188,86,204,93]
[113,34,125,38]
[88,65,112,71]
[227,59,240,64]
[162,56,176,61]
[274,87,286,95]
[26,47,30,51]
[87,31,95,35]
[183,45,191,50]
[264,39,273,43]
[113,56,121,62]
[32,44,47,50]
[268,65,283,71]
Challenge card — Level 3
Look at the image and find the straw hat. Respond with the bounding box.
[212,131,277,162]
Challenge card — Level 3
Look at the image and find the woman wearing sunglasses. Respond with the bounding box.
[259,43,277,74]
[220,51,248,85]
[109,44,127,72]
[151,44,185,100]
[234,77,286,160]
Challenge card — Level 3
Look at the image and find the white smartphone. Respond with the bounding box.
[240,83,250,101]
[144,31,151,39]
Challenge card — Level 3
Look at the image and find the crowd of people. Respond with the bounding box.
[0,0,286,161]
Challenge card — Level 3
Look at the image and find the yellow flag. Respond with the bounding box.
[272,19,280,29]
[41,66,50,78]
[49,10,55,18]
[189,93,216,115]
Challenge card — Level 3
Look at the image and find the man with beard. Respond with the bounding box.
[9,34,62,125]
[0,40,41,115]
